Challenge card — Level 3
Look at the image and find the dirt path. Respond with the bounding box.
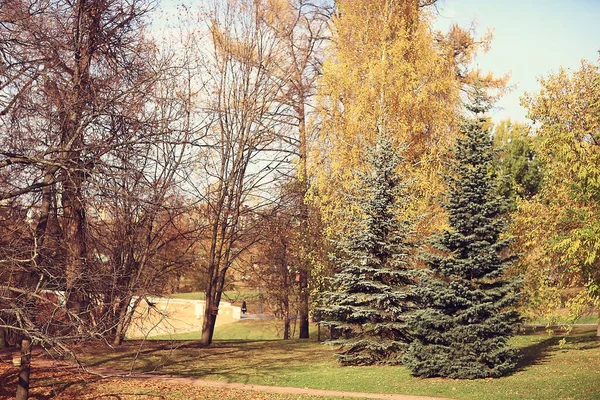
[123,373,450,400]
[1,347,450,400]
[26,357,450,400]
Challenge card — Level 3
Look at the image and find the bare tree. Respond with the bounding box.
[250,181,305,340]
[174,0,332,345]
[1,0,157,307]
[85,59,198,345]
[0,1,195,397]
[262,0,331,338]
[181,0,296,346]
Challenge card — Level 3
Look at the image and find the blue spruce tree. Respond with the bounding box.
[320,134,417,366]
[402,101,521,378]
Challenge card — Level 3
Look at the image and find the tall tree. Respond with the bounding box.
[252,187,301,340]
[403,100,521,379]
[86,132,194,346]
[0,1,188,396]
[319,134,417,366]
[0,0,159,314]
[517,60,600,334]
[261,0,332,339]
[187,0,294,346]
[313,0,504,249]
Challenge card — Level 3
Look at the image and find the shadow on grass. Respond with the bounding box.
[81,338,329,385]
[514,336,560,372]
[514,327,600,373]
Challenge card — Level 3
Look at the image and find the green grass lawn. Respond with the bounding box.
[526,313,599,326]
[169,289,270,314]
[170,289,259,303]
[151,319,286,341]
[81,321,600,400]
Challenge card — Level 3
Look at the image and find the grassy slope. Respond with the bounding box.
[169,290,260,303]
[168,290,270,314]
[81,320,600,400]
[528,314,598,325]
[169,289,258,303]
[151,319,288,341]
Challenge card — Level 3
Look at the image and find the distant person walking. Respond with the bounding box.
[241,300,247,315]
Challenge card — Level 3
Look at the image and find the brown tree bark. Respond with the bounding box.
[273,1,331,339]
[15,338,32,400]
[281,244,291,340]
[62,170,88,319]
[283,310,291,340]
[199,207,225,346]
[200,283,223,346]
[298,270,310,339]
[59,0,95,320]
[194,0,285,346]
[297,102,310,340]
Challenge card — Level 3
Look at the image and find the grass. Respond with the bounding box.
[79,321,600,400]
[169,289,271,314]
[0,362,337,400]
[168,291,208,300]
[151,319,286,341]
[170,289,259,303]
[526,313,599,326]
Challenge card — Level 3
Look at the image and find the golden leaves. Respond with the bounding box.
[312,0,495,239]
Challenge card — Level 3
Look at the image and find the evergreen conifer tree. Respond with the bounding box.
[319,134,417,366]
[402,101,521,378]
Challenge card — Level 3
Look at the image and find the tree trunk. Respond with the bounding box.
[112,298,130,346]
[15,338,32,400]
[200,274,216,346]
[63,171,89,324]
[297,103,310,340]
[112,327,125,347]
[597,308,600,337]
[200,286,221,346]
[317,322,321,342]
[62,1,94,321]
[34,173,55,248]
[298,270,309,339]
[283,318,290,340]
[282,297,290,340]
[281,254,291,340]
[200,304,218,346]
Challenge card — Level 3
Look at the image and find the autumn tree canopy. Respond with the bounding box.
[515,61,600,331]
[312,0,505,243]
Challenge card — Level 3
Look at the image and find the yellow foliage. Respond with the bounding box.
[436,24,510,103]
[311,0,504,240]
[260,0,294,32]
[514,60,600,317]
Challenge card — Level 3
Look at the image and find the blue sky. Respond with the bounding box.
[433,0,600,123]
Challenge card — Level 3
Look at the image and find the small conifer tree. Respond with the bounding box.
[402,101,521,378]
[319,134,417,366]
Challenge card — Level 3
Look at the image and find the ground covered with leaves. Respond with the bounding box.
[1,322,599,400]
[0,362,333,400]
